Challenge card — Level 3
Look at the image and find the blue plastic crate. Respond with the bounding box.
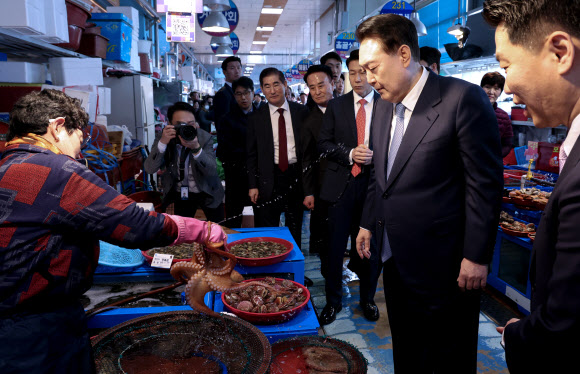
[89,13,133,62]
[514,146,527,166]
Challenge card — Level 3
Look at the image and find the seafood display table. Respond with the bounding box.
[93,227,305,285]
[213,293,319,343]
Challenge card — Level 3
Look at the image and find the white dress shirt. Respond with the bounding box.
[562,114,580,157]
[269,100,297,165]
[318,105,327,114]
[349,89,376,163]
[388,67,430,151]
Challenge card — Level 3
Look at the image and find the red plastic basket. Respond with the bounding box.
[225,237,293,267]
[221,278,310,324]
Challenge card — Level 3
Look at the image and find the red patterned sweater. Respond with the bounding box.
[0,144,178,313]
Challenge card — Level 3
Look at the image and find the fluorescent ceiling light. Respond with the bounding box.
[447,24,464,36]
[261,8,283,14]
[202,11,230,33]
[249,51,263,54]
[252,41,267,45]
[256,26,274,32]
[247,64,255,66]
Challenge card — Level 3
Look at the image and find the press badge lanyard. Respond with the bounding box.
[179,147,191,200]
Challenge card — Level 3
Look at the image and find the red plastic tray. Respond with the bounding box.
[501,224,535,237]
[221,278,310,324]
[225,237,293,267]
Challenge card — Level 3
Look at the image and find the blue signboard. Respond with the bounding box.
[297,59,313,77]
[291,65,301,80]
[334,32,359,59]
[284,70,294,82]
[379,1,414,17]
[197,0,239,37]
[211,32,239,54]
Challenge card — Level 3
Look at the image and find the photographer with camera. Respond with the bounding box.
[145,102,225,221]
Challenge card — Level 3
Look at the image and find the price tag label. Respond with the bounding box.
[151,253,174,268]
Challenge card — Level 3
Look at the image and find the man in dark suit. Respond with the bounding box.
[483,1,580,373]
[247,68,308,247]
[214,56,242,116]
[318,50,382,325]
[144,102,225,221]
[301,65,335,257]
[217,77,257,228]
[355,15,503,373]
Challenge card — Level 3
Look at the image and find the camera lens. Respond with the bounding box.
[180,125,197,141]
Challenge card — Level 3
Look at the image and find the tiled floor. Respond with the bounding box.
[298,212,511,373]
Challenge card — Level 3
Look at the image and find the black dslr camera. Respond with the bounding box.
[173,121,197,142]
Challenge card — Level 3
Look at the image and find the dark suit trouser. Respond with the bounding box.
[223,160,249,228]
[167,190,225,222]
[325,173,380,306]
[254,164,303,248]
[309,195,328,256]
[382,259,481,374]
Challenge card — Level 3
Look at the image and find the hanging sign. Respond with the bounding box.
[297,59,313,77]
[157,0,202,14]
[197,0,239,37]
[284,70,294,83]
[166,12,196,42]
[211,32,239,54]
[334,32,359,59]
[380,1,414,17]
[291,65,301,80]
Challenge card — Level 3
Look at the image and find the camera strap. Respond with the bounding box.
[178,147,191,182]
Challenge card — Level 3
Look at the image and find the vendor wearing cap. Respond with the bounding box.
[0,89,226,373]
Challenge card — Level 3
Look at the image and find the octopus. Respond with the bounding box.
[170,222,278,317]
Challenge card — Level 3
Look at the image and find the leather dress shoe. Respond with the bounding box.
[319,304,342,325]
[360,301,380,322]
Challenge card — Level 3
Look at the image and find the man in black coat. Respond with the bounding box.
[301,65,335,258]
[217,77,257,228]
[484,1,580,373]
[355,15,503,373]
[214,56,242,116]
[247,68,308,247]
[318,50,382,325]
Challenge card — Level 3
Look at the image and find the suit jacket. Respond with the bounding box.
[246,101,308,200]
[318,91,381,203]
[361,72,503,308]
[301,105,327,197]
[214,83,234,117]
[216,103,257,164]
[144,128,224,208]
[503,136,580,374]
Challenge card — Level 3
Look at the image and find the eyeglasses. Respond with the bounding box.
[81,133,91,149]
[234,90,253,97]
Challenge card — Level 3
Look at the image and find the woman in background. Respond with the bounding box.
[481,72,514,157]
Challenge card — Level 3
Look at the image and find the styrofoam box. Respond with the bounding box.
[106,6,139,32]
[42,84,99,123]
[49,57,103,86]
[33,0,68,44]
[97,86,111,115]
[0,61,46,83]
[0,0,46,36]
[179,66,196,82]
[129,35,140,70]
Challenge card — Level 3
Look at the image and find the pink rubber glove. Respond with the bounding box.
[164,214,227,246]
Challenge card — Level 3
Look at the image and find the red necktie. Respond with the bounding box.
[352,98,367,177]
[277,108,288,172]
